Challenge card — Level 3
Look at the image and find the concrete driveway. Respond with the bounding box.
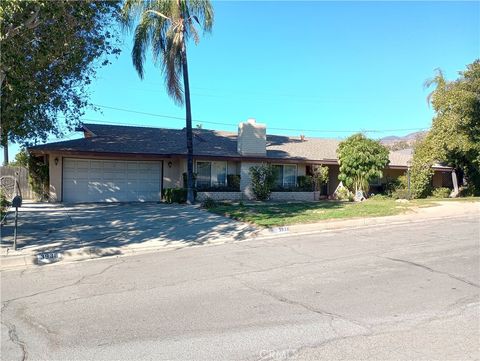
[0,201,257,254]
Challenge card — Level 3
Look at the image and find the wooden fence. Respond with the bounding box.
[0,166,34,199]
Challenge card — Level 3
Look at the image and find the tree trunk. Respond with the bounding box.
[0,124,8,165]
[181,43,195,204]
[3,141,8,165]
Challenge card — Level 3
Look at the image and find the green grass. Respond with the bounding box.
[209,199,412,227]
[208,197,479,227]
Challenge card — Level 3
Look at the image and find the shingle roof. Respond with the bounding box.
[28,123,422,168]
[389,149,413,167]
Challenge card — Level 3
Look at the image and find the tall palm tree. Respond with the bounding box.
[121,0,214,204]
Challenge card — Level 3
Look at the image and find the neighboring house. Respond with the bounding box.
[28,119,454,203]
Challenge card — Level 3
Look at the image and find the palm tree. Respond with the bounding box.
[121,0,214,204]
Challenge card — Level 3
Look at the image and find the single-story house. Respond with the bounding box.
[28,119,454,203]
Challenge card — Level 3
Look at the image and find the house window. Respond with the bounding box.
[196,162,212,188]
[272,164,297,188]
[196,161,227,188]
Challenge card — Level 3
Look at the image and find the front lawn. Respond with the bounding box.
[208,197,479,227]
[209,199,411,227]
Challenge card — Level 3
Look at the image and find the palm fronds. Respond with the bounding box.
[121,0,214,105]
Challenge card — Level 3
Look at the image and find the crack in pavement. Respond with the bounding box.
[383,257,479,288]
[231,275,371,332]
[3,259,125,304]
[0,260,126,359]
[2,318,28,361]
[268,301,479,361]
[56,282,138,305]
[20,307,58,338]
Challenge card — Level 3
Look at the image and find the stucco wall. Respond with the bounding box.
[163,158,182,188]
[48,153,63,202]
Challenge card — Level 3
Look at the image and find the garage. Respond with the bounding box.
[63,158,162,203]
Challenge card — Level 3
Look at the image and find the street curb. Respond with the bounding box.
[1,213,477,272]
[0,232,260,272]
[254,213,478,242]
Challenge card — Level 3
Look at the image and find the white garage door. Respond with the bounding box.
[63,158,162,203]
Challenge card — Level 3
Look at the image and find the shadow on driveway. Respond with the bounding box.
[0,201,257,254]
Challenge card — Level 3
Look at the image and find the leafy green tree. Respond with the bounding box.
[427,61,480,192]
[249,164,276,201]
[410,139,435,198]
[9,148,29,167]
[412,60,480,196]
[0,0,121,164]
[121,0,214,204]
[337,134,390,193]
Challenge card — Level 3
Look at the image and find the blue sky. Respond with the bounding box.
[3,1,479,161]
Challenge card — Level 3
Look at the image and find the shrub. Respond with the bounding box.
[432,187,451,198]
[391,188,410,200]
[297,175,313,191]
[201,197,217,209]
[28,155,49,200]
[227,174,241,191]
[383,174,412,199]
[459,185,476,197]
[335,186,354,202]
[163,188,197,203]
[383,177,401,196]
[249,164,276,201]
[0,191,11,221]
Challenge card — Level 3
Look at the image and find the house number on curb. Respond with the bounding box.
[270,226,289,233]
[37,252,62,264]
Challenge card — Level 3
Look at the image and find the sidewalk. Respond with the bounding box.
[278,200,480,236]
[1,200,478,271]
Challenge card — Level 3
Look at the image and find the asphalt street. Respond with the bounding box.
[1,215,479,361]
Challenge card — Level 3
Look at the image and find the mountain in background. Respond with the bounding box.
[379,131,427,151]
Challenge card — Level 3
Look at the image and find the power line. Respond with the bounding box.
[92,104,238,127]
[90,103,430,134]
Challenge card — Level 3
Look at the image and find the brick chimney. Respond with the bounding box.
[237,118,267,157]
